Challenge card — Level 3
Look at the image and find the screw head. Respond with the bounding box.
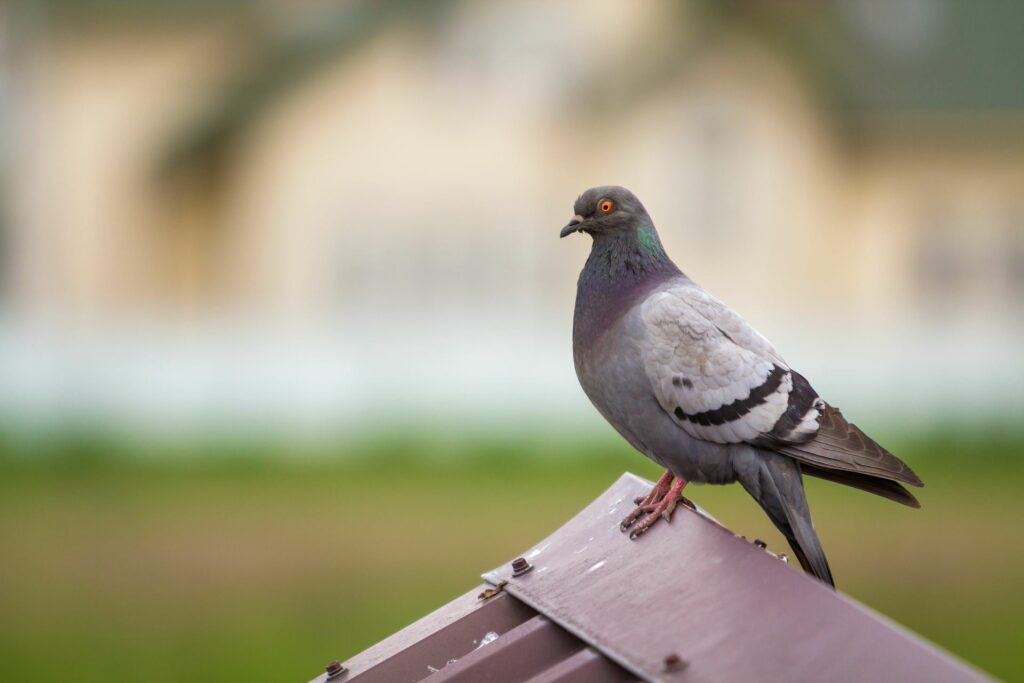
[753,538,767,549]
[511,557,533,576]
[663,653,688,673]
[325,660,346,679]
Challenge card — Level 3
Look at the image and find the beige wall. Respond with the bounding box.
[8,24,239,317]
[853,143,1024,324]
[191,30,850,329]
[12,9,1019,335]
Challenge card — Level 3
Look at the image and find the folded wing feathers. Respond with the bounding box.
[642,289,794,445]
[642,283,923,489]
[776,405,924,487]
[765,370,824,445]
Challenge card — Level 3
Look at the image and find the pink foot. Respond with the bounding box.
[631,470,674,507]
[620,475,694,540]
[620,471,673,531]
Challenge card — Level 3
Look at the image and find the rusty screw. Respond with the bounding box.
[325,661,346,679]
[663,653,688,673]
[511,557,533,576]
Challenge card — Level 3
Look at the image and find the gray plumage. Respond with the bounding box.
[562,186,923,587]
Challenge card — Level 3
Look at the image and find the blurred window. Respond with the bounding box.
[914,203,970,301]
[915,199,1024,319]
[1003,206,1024,306]
[693,108,741,244]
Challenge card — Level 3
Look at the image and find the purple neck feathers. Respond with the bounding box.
[572,231,682,345]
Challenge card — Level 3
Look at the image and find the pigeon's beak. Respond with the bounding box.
[560,215,585,238]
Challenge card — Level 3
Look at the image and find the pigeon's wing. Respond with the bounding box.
[640,282,923,488]
[775,405,923,486]
[639,284,820,445]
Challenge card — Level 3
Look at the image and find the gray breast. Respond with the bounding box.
[576,309,666,467]
[574,302,742,485]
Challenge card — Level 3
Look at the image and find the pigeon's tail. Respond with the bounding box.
[741,450,835,588]
[801,463,920,508]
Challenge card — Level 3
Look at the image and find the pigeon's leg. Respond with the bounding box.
[634,470,675,506]
[622,478,695,540]
[620,471,680,532]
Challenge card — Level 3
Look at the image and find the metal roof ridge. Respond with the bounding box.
[482,472,991,683]
[312,471,992,683]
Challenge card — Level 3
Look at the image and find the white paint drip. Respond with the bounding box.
[476,631,499,650]
[526,543,550,559]
[428,656,462,672]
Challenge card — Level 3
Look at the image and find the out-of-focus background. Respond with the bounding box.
[0,1,1022,681]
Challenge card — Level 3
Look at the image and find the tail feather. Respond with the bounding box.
[801,464,920,508]
[776,405,923,487]
[741,452,834,587]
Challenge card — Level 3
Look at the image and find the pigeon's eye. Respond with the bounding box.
[598,200,614,214]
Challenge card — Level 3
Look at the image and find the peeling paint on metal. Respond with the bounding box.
[526,543,550,560]
[475,631,499,649]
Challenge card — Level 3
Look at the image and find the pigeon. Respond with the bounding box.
[560,185,923,587]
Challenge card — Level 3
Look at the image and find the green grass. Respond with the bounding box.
[0,430,1022,682]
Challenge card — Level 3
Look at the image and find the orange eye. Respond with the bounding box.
[598,200,614,214]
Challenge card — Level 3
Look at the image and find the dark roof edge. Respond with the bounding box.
[483,472,991,683]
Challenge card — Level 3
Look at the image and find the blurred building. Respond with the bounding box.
[1,0,1022,435]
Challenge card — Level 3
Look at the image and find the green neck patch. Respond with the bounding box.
[636,223,662,256]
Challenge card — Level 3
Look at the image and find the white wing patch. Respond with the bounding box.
[640,285,811,445]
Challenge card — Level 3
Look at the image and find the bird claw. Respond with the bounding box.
[622,471,674,528]
[629,504,679,539]
[619,506,647,532]
[620,479,692,539]
[620,501,662,531]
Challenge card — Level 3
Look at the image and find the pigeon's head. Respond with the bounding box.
[560,186,651,240]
